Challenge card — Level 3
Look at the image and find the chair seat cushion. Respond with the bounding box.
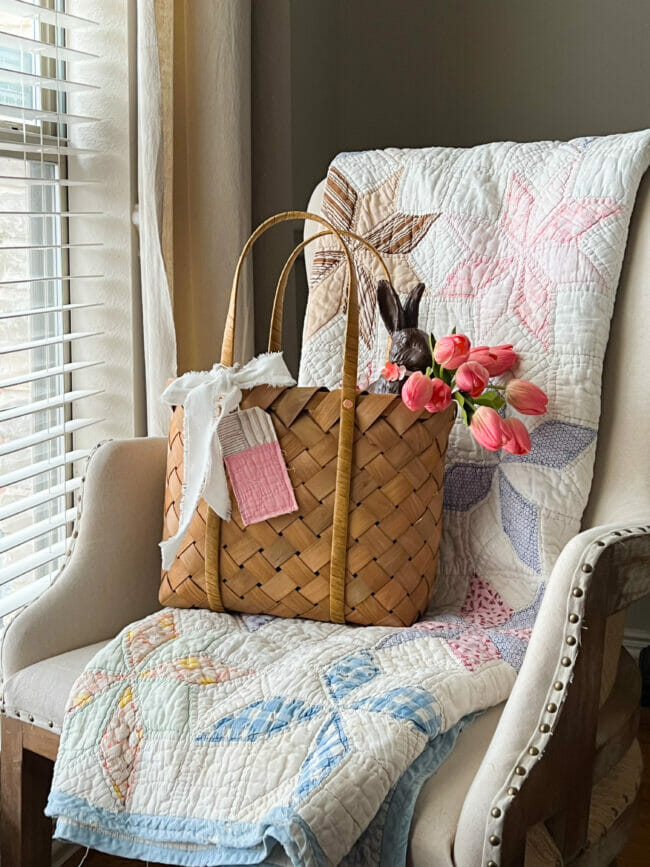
[2,641,109,734]
[408,703,504,867]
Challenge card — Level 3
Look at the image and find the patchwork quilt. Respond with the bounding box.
[47,132,650,866]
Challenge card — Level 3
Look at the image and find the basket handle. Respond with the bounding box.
[268,228,391,353]
[208,210,367,624]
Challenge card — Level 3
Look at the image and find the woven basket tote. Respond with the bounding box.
[160,210,455,627]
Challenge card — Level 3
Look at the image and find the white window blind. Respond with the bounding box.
[0,0,102,624]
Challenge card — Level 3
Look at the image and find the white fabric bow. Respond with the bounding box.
[159,352,295,570]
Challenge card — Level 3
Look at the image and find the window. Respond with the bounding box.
[0,0,101,625]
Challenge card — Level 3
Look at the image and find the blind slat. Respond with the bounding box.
[0,331,100,355]
[0,176,99,187]
[0,506,76,556]
[0,103,96,125]
[0,66,97,92]
[0,140,96,157]
[0,574,53,619]
[0,210,101,217]
[0,241,101,251]
[0,419,99,456]
[0,359,101,388]
[0,477,81,522]
[0,274,102,286]
[0,28,98,62]
[0,300,101,319]
[0,543,66,588]
[0,447,89,488]
[0,0,97,29]
[0,390,101,424]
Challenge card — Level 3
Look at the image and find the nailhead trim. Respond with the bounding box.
[561,656,571,666]
[581,563,592,572]
[566,635,576,645]
[528,746,539,756]
[554,681,563,690]
[547,702,558,713]
[487,861,498,867]
[489,835,500,846]
[568,613,579,623]
[514,766,526,776]
[507,786,518,796]
[491,807,501,818]
[572,587,584,597]
[539,723,550,733]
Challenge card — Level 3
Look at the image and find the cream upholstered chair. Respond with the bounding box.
[2,172,649,867]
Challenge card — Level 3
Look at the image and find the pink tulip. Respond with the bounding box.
[381,361,407,382]
[502,417,532,455]
[455,361,490,398]
[506,379,548,415]
[433,334,471,370]
[469,344,518,376]
[401,371,434,412]
[470,406,506,451]
[425,378,452,413]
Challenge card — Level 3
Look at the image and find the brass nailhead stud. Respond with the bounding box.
[343,399,353,409]
[539,723,550,733]
[547,702,558,713]
[566,636,576,645]
[488,861,498,867]
[507,786,519,796]
[568,613,579,623]
[48,721,54,728]
[515,766,526,776]
[491,807,501,818]
[561,657,571,666]
[489,835,501,846]
[581,563,592,573]
[15,710,20,718]
[554,681,564,690]
[528,746,539,756]
[572,587,584,597]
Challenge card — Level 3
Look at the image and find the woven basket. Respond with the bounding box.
[160,210,455,627]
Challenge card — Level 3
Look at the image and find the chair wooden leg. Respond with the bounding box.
[1,716,53,867]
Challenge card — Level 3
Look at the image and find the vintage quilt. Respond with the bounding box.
[47,132,650,866]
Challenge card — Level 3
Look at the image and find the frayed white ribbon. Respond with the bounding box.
[159,353,295,570]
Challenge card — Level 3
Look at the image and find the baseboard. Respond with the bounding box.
[623,627,650,660]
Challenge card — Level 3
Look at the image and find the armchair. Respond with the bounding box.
[2,170,649,867]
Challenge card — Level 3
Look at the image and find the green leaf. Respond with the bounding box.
[451,325,457,335]
[474,390,506,410]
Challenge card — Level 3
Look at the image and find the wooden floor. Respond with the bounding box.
[63,711,650,867]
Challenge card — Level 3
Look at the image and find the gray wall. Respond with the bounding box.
[290,0,650,209]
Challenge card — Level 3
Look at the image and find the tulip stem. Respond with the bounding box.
[488,384,506,390]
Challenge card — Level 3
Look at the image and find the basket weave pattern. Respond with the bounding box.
[161,386,453,627]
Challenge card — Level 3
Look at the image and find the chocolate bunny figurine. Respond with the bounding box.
[368,280,431,394]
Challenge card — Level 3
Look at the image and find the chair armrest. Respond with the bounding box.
[1,437,167,681]
[454,518,650,867]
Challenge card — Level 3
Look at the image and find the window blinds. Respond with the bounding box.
[0,0,101,623]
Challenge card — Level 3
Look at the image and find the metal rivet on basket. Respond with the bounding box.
[15,710,20,718]
[507,786,518,796]
[581,563,592,573]
[528,746,539,756]
[491,807,501,818]
[343,399,353,409]
[547,702,557,713]
[48,721,54,728]
[613,530,622,536]
[561,657,571,666]
[514,766,526,776]
[539,723,550,733]
[554,681,563,690]
[595,540,605,546]
[28,714,34,722]
[569,613,579,623]
[572,587,583,597]
[489,835,500,846]
[566,636,576,645]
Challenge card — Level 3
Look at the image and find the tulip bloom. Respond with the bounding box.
[470,406,506,451]
[433,334,471,369]
[506,379,548,415]
[469,344,518,376]
[455,360,490,398]
[502,417,532,455]
[381,361,407,382]
[425,378,452,413]
[401,371,434,411]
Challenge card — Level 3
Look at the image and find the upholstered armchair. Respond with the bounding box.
[2,171,649,867]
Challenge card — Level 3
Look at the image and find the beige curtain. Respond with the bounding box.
[153,0,255,375]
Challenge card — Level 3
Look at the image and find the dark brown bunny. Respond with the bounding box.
[367,281,431,394]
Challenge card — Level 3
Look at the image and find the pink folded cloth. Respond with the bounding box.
[218,407,298,526]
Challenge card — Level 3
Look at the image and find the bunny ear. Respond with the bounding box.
[377,280,406,334]
[403,283,425,328]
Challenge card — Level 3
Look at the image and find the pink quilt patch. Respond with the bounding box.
[225,441,298,526]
